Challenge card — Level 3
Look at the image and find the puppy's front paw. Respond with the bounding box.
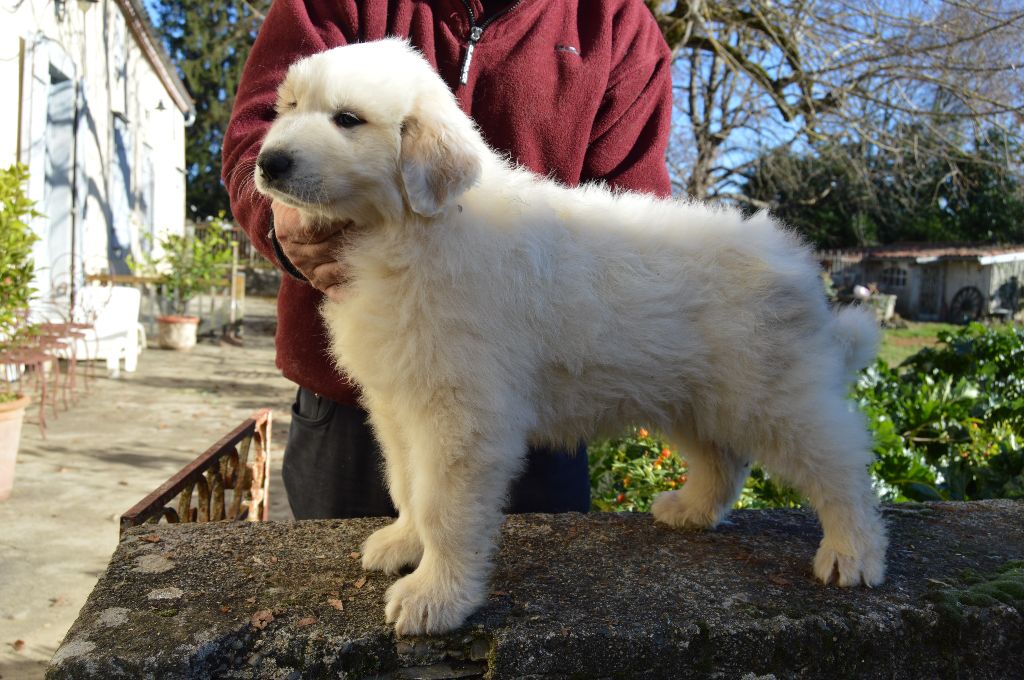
[362,521,423,575]
[813,529,887,587]
[651,489,722,530]
[384,565,484,636]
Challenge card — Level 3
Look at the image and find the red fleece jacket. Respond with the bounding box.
[222,0,673,404]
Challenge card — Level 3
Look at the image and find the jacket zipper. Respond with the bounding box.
[458,0,523,85]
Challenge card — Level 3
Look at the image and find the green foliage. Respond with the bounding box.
[589,428,803,512]
[147,0,269,219]
[0,164,41,345]
[590,428,688,512]
[132,217,234,316]
[856,324,1024,502]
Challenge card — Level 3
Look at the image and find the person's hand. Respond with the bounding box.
[271,200,352,302]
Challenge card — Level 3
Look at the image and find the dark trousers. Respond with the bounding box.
[283,387,591,519]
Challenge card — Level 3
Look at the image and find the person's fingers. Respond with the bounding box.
[307,260,350,295]
[278,239,339,273]
[272,200,351,244]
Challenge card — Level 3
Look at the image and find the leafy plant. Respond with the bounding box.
[590,428,689,512]
[856,323,1024,502]
[132,216,234,316]
[0,164,41,401]
[589,428,802,512]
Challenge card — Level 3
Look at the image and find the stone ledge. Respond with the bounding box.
[48,501,1024,679]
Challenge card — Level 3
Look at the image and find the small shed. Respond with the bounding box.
[819,244,1024,323]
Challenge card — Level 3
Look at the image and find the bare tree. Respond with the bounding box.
[648,0,1024,202]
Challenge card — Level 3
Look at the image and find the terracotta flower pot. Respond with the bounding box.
[157,315,200,350]
[0,394,30,501]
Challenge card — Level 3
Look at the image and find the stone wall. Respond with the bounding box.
[48,501,1024,679]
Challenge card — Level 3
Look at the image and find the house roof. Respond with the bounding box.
[115,0,196,123]
[821,243,1024,265]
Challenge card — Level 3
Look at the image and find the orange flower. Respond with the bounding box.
[616,493,625,504]
[638,428,649,439]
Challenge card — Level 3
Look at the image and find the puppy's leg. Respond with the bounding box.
[384,422,523,636]
[361,402,423,575]
[652,436,749,529]
[758,398,887,587]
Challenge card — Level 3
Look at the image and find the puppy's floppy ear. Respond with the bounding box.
[399,90,483,217]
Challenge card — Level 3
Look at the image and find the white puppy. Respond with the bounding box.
[254,39,887,636]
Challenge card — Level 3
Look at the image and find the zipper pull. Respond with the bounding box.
[460,26,484,85]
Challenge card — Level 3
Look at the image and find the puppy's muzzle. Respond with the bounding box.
[257,149,294,183]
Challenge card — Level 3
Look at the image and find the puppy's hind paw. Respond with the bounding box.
[361,521,423,575]
[651,489,722,530]
[813,538,886,587]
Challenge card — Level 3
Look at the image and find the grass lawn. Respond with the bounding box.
[879,321,961,367]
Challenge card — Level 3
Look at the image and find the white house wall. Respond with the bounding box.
[0,0,187,305]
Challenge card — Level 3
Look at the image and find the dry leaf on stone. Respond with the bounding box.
[296,616,317,627]
[250,610,274,630]
[139,535,161,544]
[327,598,345,611]
[219,605,232,613]
[245,596,257,604]
[349,552,360,559]
[768,574,791,587]
[353,576,367,589]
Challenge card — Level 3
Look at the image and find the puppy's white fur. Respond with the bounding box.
[255,40,888,636]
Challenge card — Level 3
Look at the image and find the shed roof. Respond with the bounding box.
[821,243,1024,265]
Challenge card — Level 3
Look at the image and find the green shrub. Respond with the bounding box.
[0,164,40,343]
[857,323,1024,501]
[131,216,234,316]
[0,164,41,402]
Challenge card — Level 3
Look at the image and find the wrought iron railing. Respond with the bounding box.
[119,409,272,536]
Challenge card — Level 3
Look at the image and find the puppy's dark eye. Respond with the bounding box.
[333,112,364,129]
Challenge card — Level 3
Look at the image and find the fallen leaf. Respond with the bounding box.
[139,535,161,544]
[353,576,367,589]
[219,605,232,613]
[768,574,791,587]
[490,590,509,597]
[250,610,274,630]
[296,616,317,627]
[349,552,360,559]
[269,556,278,564]
[245,596,257,604]
[326,598,344,611]
[11,640,25,652]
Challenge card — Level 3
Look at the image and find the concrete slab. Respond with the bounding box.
[46,501,1024,679]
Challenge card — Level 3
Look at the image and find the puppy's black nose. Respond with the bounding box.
[257,150,294,182]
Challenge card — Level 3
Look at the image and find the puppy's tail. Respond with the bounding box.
[832,304,881,376]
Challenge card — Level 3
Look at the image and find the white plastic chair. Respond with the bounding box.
[72,286,146,376]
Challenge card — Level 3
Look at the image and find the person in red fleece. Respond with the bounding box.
[222,0,673,519]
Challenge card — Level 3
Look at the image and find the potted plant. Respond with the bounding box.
[0,164,40,500]
[135,219,233,350]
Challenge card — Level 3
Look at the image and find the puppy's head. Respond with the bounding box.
[254,40,484,223]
